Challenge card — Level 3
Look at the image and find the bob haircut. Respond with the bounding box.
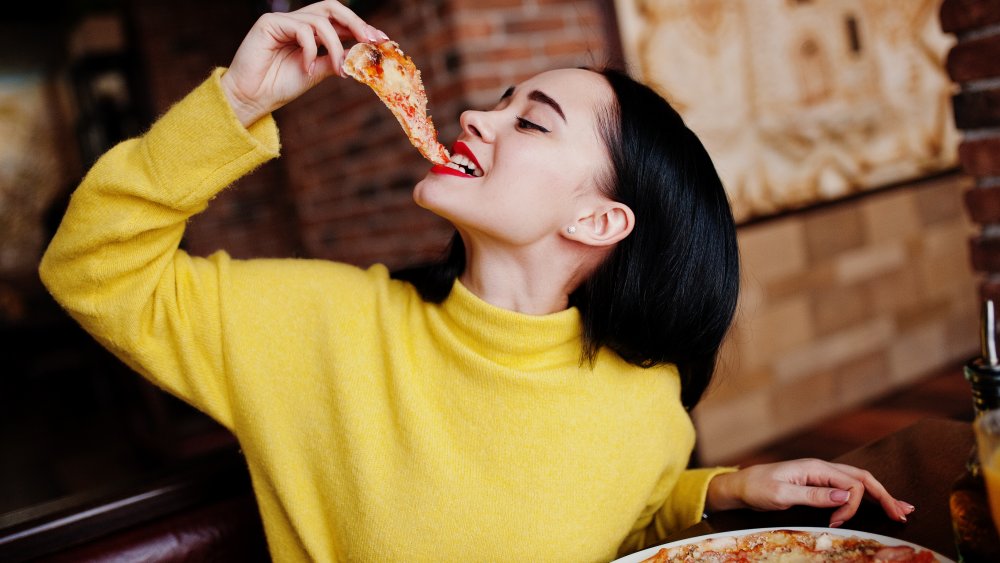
[393,67,740,410]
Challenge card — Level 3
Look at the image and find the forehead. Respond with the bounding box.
[517,69,612,126]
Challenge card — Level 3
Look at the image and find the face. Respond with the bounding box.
[413,69,615,247]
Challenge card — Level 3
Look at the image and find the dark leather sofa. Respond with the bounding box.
[1,449,269,562]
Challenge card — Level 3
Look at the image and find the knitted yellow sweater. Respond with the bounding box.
[39,69,731,562]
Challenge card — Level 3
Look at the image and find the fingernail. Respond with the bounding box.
[308,61,316,77]
[377,29,389,40]
[902,502,915,512]
[899,513,907,522]
[830,520,844,528]
[830,490,850,503]
[365,25,380,42]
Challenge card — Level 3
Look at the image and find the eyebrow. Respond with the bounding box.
[500,86,567,123]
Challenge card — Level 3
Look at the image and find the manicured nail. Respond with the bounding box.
[899,513,907,522]
[901,502,915,512]
[365,25,380,42]
[307,61,316,77]
[830,520,844,528]
[377,29,389,40]
[830,490,850,503]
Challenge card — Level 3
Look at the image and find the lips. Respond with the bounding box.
[430,163,473,177]
[430,141,483,178]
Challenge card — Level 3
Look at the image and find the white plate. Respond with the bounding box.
[612,526,955,562]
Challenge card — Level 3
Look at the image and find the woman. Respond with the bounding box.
[40,2,913,561]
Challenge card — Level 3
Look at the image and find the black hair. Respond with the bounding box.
[393,68,740,410]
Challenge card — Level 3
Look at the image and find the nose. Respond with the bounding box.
[459,109,495,143]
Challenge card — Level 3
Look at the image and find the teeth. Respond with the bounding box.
[448,153,483,177]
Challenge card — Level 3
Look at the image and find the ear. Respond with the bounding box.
[565,201,635,247]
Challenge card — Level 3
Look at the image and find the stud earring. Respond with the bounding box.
[566,226,577,235]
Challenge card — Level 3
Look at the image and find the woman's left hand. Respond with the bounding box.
[704,459,916,528]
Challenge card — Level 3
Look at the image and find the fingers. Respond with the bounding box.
[300,0,389,44]
[830,463,915,524]
[286,12,345,76]
[771,482,854,511]
[256,13,320,75]
[285,2,389,77]
[761,459,909,528]
[795,461,866,525]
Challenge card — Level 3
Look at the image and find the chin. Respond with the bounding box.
[412,177,453,220]
[412,177,434,210]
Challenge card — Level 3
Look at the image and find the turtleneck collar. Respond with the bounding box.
[434,280,583,370]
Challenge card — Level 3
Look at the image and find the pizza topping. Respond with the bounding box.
[873,546,919,561]
[814,533,834,551]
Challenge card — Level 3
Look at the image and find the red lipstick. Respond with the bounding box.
[430,164,472,177]
[429,141,483,178]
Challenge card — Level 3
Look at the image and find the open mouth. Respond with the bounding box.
[443,153,482,177]
[432,141,483,178]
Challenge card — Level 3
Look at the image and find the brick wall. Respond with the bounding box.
[941,0,1000,303]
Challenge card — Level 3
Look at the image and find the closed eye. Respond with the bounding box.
[516,116,550,133]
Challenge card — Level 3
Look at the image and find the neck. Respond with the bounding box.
[458,236,595,315]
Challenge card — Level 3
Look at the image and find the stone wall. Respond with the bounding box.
[695,174,977,463]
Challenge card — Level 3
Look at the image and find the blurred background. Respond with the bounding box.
[1,0,996,558]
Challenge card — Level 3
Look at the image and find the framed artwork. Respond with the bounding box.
[614,0,958,222]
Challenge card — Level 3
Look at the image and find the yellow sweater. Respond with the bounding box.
[40,69,731,562]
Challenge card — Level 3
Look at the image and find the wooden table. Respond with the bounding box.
[664,418,974,559]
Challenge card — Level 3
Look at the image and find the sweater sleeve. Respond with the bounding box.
[38,68,280,430]
[618,466,738,555]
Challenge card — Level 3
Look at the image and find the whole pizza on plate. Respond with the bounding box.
[616,527,950,563]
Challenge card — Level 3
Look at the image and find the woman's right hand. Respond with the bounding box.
[220,1,388,127]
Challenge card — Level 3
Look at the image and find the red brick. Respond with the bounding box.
[940,0,1000,34]
[479,45,536,62]
[543,39,593,57]
[966,186,1000,223]
[970,235,1000,272]
[947,34,1000,82]
[505,17,568,35]
[453,20,496,40]
[953,88,1000,129]
[462,74,509,92]
[451,0,523,8]
[959,137,1000,177]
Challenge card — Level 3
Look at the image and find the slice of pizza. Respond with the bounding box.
[342,40,450,165]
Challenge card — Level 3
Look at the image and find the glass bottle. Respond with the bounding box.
[950,299,1000,562]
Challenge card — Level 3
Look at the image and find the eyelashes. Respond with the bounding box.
[515,116,550,133]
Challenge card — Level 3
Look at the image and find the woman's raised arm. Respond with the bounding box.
[38,2,384,428]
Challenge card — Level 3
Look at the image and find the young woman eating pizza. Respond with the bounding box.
[39,2,915,561]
